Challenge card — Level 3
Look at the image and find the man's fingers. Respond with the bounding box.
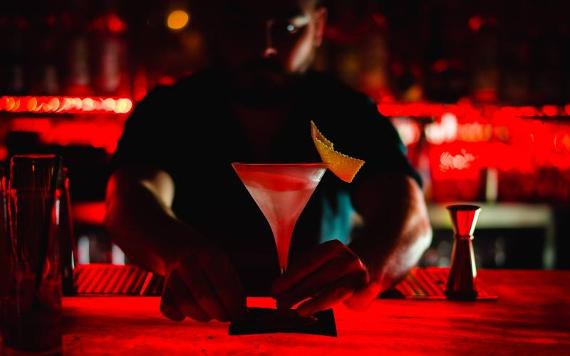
[201,254,247,320]
[296,274,359,317]
[166,272,210,322]
[272,240,344,295]
[344,280,383,310]
[178,260,230,322]
[275,252,359,309]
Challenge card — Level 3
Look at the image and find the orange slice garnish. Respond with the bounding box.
[311,121,365,183]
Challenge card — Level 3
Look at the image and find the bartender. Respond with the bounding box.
[105,0,432,322]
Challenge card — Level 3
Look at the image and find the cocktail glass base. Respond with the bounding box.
[229,308,337,336]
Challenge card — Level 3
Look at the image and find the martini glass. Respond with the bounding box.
[232,163,327,274]
[231,162,332,334]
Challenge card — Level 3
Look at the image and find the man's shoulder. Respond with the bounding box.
[143,70,222,103]
[124,70,225,133]
[303,71,382,129]
[303,71,384,132]
[173,70,222,92]
[126,70,224,131]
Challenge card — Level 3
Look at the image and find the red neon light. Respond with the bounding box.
[541,105,558,117]
[382,100,570,202]
[72,202,106,226]
[377,101,568,119]
[0,96,133,114]
[10,118,123,154]
[468,16,484,32]
[439,149,475,171]
[90,13,127,34]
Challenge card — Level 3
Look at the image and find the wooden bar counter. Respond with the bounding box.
[61,270,569,354]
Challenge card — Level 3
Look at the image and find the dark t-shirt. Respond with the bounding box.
[112,70,420,294]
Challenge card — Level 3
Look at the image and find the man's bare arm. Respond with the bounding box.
[105,167,246,321]
[105,167,187,275]
[348,173,432,302]
[272,172,431,314]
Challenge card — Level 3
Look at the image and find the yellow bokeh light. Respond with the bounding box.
[167,10,190,31]
[115,99,133,114]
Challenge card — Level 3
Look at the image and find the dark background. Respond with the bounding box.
[1,0,569,269]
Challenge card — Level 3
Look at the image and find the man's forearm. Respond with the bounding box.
[105,169,192,276]
[349,174,432,291]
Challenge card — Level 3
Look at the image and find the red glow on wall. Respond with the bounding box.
[473,88,497,102]
[10,118,123,154]
[3,96,569,202]
[376,101,566,120]
[541,105,558,117]
[468,16,484,32]
[90,13,127,34]
[439,149,476,171]
[157,76,176,86]
[382,100,570,203]
[0,96,133,114]
[73,201,106,226]
[432,59,449,73]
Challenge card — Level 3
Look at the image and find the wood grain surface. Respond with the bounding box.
[60,269,570,355]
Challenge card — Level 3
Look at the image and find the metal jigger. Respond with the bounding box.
[445,204,481,300]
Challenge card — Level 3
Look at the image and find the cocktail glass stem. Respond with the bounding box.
[270,220,295,275]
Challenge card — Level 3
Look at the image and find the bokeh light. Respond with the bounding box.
[166,10,190,31]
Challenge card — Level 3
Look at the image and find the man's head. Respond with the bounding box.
[196,0,327,101]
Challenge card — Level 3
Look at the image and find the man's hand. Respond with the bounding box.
[160,244,247,323]
[106,167,246,323]
[271,240,369,317]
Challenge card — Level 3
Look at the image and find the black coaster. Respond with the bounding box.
[228,308,337,336]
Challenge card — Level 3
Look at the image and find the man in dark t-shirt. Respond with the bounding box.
[106,0,432,323]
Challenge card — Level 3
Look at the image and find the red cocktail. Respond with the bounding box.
[232,163,327,274]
